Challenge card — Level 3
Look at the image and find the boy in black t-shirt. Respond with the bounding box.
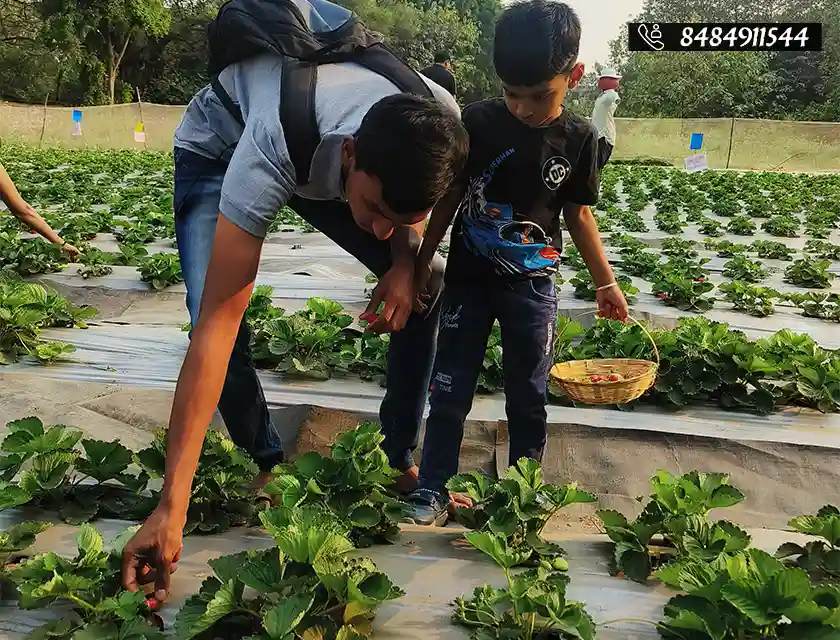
[407,0,629,525]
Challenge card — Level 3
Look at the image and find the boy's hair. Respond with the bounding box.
[433,51,451,64]
[355,93,468,215]
[494,0,581,87]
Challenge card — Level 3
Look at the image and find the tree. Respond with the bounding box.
[39,0,172,104]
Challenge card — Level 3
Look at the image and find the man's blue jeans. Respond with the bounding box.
[173,148,444,472]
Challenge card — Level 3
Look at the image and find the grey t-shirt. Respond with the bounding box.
[174,54,460,238]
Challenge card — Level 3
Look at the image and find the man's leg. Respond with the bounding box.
[408,286,495,525]
[174,148,284,473]
[496,276,558,466]
[288,197,445,479]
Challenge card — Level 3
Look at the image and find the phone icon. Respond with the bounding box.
[637,23,665,51]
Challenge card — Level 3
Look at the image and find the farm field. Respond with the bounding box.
[3,146,840,639]
[3,146,840,416]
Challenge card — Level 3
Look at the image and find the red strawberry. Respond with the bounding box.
[145,595,159,611]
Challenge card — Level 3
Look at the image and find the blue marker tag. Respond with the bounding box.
[690,132,704,150]
[72,110,82,123]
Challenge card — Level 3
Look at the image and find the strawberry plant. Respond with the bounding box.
[0,277,92,364]
[784,258,835,289]
[476,324,504,393]
[136,429,257,535]
[176,506,403,639]
[264,423,409,546]
[618,246,661,279]
[708,239,750,258]
[652,269,715,312]
[753,240,794,261]
[722,254,769,283]
[697,217,723,237]
[598,470,746,583]
[718,282,778,317]
[657,549,840,639]
[447,458,596,567]
[79,248,114,279]
[569,270,638,303]
[654,210,683,234]
[252,298,357,380]
[616,208,648,232]
[776,505,840,581]
[138,253,183,290]
[0,522,51,599]
[661,238,698,259]
[785,292,840,322]
[726,215,757,236]
[805,239,840,260]
[2,238,68,276]
[0,416,154,524]
[112,242,149,266]
[339,331,389,384]
[761,214,800,237]
[453,533,595,640]
[114,221,157,245]
[10,524,164,639]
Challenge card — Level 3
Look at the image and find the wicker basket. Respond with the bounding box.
[549,314,659,406]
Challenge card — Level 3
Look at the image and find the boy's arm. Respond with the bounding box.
[415,182,465,291]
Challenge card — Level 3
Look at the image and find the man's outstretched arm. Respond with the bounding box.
[122,214,263,602]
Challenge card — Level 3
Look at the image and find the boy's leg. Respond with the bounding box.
[174,148,284,473]
[496,276,558,466]
[597,137,614,169]
[409,286,495,525]
[287,197,445,480]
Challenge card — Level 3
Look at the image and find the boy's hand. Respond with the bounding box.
[362,263,416,334]
[596,285,629,321]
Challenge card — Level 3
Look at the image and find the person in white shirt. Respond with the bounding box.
[590,68,621,168]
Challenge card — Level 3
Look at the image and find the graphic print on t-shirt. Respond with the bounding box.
[458,147,562,278]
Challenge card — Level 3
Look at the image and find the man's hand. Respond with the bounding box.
[596,284,629,321]
[361,263,417,334]
[122,505,184,605]
[61,242,81,258]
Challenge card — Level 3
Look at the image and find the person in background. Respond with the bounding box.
[420,52,457,99]
[0,163,80,257]
[590,68,620,167]
[405,0,628,526]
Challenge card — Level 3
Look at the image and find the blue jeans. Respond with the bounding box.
[173,148,444,472]
[417,277,558,496]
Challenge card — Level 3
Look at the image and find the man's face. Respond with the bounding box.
[502,62,584,128]
[341,138,430,240]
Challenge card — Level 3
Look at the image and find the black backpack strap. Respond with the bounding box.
[355,44,434,99]
[280,58,319,185]
[211,75,245,128]
[279,44,434,186]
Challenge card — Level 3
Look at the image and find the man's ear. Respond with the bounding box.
[340,136,356,170]
[568,62,585,89]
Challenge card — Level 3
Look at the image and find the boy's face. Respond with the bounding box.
[341,137,430,241]
[503,62,584,128]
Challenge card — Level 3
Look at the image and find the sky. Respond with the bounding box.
[562,0,646,69]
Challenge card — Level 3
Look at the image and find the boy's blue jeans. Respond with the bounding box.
[173,148,444,472]
[417,276,558,497]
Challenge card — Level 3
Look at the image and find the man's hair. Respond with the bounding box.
[494,0,581,87]
[355,93,468,215]
[433,51,451,64]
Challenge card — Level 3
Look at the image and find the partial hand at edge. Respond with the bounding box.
[121,505,184,605]
[362,263,418,334]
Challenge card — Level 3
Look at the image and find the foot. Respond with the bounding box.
[392,466,419,496]
[403,489,449,527]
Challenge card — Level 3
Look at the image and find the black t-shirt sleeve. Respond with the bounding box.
[563,128,600,206]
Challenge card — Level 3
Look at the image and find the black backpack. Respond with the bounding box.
[207,0,433,185]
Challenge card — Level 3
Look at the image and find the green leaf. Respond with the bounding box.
[76,439,134,481]
[465,531,531,569]
[707,485,745,509]
[349,505,381,528]
[597,509,630,530]
[76,523,103,557]
[294,452,323,478]
[347,572,403,606]
[0,480,31,509]
[263,594,315,639]
[184,580,240,637]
